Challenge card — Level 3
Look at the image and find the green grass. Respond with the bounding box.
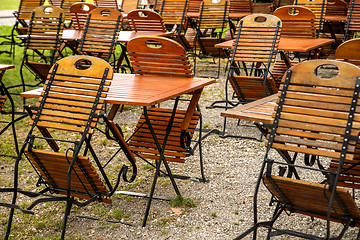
[0,0,19,11]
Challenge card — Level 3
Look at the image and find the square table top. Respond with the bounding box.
[215,37,334,53]
[21,73,216,107]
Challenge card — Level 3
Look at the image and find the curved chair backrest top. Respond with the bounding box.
[70,2,98,30]
[88,7,122,21]
[274,5,317,38]
[127,9,166,32]
[127,36,193,77]
[335,38,360,66]
[31,5,65,19]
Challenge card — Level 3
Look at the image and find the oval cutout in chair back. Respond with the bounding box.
[100,9,111,16]
[75,59,93,70]
[254,16,267,23]
[145,40,162,49]
[314,64,339,79]
[138,11,149,18]
[287,8,300,16]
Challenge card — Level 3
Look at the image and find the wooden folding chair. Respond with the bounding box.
[126,36,207,183]
[236,60,360,239]
[127,9,167,32]
[13,5,64,99]
[345,0,360,40]
[335,38,360,66]
[294,0,327,37]
[70,2,97,30]
[192,0,230,78]
[3,56,137,240]
[78,8,122,66]
[186,0,202,18]
[49,0,82,24]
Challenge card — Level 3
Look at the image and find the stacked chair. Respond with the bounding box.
[3,56,137,240]
[192,0,230,78]
[14,5,64,96]
[78,8,122,69]
[236,59,360,239]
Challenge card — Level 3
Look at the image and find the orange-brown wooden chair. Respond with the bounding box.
[236,59,360,239]
[70,2,98,30]
[127,9,167,32]
[3,56,137,240]
[228,0,253,20]
[127,36,207,183]
[345,0,360,40]
[78,8,122,65]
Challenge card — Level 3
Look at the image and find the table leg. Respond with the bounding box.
[142,97,181,227]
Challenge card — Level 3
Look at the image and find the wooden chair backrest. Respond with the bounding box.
[159,0,188,26]
[16,0,45,20]
[127,36,193,77]
[78,8,122,62]
[273,5,316,38]
[198,0,229,30]
[272,0,296,9]
[271,60,360,161]
[326,0,348,16]
[31,55,113,134]
[335,38,360,66]
[295,0,326,30]
[26,5,64,53]
[93,0,120,10]
[232,14,281,64]
[229,0,253,14]
[127,9,166,32]
[346,0,360,32]
[70,2,97,30]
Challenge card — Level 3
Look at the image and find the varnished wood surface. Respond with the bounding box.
[21,73,215,107]
[0,64,15,71]
[215,37,334,53]
[220,94,277,124]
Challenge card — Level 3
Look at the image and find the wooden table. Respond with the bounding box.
[215,37,334,58]
[21,72,215,226]
[220,94,277,124]
[0,64,15,72]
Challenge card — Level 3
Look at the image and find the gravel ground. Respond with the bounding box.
[2,67,360,239]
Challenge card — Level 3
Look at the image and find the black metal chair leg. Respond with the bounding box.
[61,197,74,240]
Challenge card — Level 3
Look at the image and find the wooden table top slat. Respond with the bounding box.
[0,64,15,71]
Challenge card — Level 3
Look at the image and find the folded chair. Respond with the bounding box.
[13,5,64,99]
[78,8,122,69]
[10,0,46,55]
[127,9,167,32]
[186,0,203,18]
[236,60,360,239]
[126,36,207,183]
[192,0,230,78]
[3,55,137,240]
[211,14,281,110]
[345,0,360,41]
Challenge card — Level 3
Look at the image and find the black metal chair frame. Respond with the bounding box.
[3,57,137,240]
[192,0,230,78]
[235,62,360,240]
